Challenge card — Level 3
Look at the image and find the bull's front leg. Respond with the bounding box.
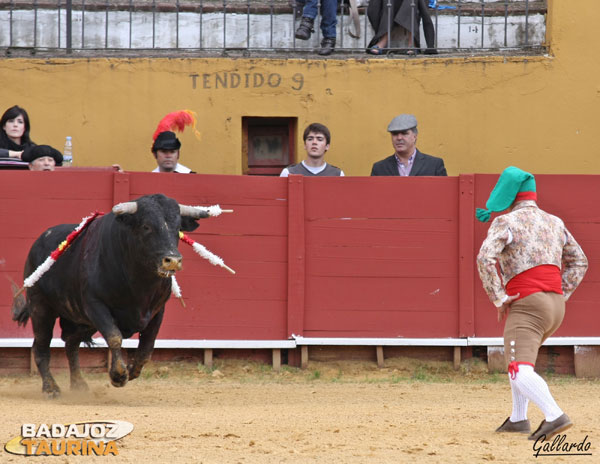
[105,330,129,387]
[84,301,129,388]
[128,308,164,381]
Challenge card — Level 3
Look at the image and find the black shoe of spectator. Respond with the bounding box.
[295,17,314,40]
[318,37,336,56]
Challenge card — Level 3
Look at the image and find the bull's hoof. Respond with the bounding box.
[127,364,142,381]
[110,358,129,387]
[70,378,89,391]
[42,380,61,399]
[43,387,61,399]
[109,370,129,388]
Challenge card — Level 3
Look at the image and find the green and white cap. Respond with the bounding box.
[476,166,536,222]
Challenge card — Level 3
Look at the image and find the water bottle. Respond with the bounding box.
[63,136,73,166]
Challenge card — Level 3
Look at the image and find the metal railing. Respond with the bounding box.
[0,1,547,56]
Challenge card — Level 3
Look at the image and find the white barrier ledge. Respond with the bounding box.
[0,338,296,349]
[467,337,600,346]
[3,337,600,349]
[292,336,468,346]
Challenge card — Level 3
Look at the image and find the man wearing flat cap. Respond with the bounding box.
[22,145,63,171]
[370,114,447,176]
[151,131,193,173]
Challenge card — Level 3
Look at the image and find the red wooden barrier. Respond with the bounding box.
[0,171,597,342]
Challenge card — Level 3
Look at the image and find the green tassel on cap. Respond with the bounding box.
[476,166,536,222]
[476,208,491,223]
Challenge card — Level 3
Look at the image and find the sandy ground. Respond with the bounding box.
[0,358,598,463]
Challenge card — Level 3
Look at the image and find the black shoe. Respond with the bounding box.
[528,414,573,441]
[318,37,336,56]
[495,417,531,434]
[295,17,314,40]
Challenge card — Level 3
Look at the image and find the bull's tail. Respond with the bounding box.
[10,280,30,327]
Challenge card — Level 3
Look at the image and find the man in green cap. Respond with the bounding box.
[476,166,588,441]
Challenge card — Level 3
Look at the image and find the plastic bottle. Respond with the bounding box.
[63,136,73,166]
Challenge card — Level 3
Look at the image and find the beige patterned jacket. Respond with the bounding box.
[477,201,588,306]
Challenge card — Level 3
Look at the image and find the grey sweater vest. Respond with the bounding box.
[287,163,342,176]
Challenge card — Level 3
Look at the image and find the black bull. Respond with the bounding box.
[12,194,208,397]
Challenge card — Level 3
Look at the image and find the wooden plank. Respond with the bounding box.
[458,174,476,337]
[574,346,600,378]
[30,348,36,375]
[203,349,213,369]
[300,345,308,369]
[112,171,130,205]
[272,349,281,371]
[302,311,458,338]
[487,346,505,373]
[287,175,305,338]
[303,177,458,218]
[129,173,289,207]
[304,277,457,312]
[158,299,287,340]
[453,346,461,370]
[376,346,384,368]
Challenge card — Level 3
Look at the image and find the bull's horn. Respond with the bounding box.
[113,201,138,215]
[179,205,209,219]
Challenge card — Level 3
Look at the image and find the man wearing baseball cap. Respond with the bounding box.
[151,131,193,173]
[370,114,446,176]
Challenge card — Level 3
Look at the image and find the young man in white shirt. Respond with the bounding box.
[280,123,344,177]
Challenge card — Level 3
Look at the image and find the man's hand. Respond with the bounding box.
[498,293,520,322]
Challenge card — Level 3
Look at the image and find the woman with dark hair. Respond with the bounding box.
[0,105,35,159]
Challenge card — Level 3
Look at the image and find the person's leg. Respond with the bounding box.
[319,0,338,39]
[296,0,317,40]
[495,374,530,434]
[511,364,563,422]
[505,293,571,440]
[301,0,318,19]
[318,0,337,55]
[509,380,529,422]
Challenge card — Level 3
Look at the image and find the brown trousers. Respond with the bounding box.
[503,292,565,366]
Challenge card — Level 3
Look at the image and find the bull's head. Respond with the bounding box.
[112,194,208,278]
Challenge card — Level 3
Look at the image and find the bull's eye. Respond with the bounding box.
[142,224,152,233]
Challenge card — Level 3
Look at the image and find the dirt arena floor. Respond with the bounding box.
[0,357,598,463]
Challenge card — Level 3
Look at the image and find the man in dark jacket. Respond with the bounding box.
[370,114,447,176]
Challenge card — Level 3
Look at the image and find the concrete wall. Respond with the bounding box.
[0,0,596,176]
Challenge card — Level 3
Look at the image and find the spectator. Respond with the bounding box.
[370,114,446,176]
[476,166,587,441]
[366,0,436,55]
[22,145,63,171]
[281,123,344,177]
[0,105,35,159]
[294,0,338,56]
[151,131,193,173]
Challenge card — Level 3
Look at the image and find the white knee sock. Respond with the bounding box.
[508,375,529,422]
[511,364,563,422]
